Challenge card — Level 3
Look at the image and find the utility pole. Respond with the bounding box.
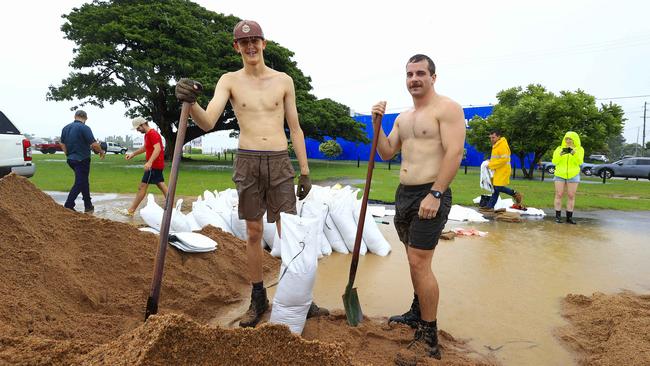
[643,102,647,156]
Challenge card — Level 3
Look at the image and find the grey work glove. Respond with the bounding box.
[175,78,203,103]
[297,175,312,200]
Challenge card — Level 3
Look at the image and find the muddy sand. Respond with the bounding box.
[0,174,497,365]
[557,291,650,366]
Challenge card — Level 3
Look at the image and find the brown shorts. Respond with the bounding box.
[232,149,297,223]
[394,183,452,250]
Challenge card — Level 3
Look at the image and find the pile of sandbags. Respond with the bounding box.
[139,195,217,253]
[184,184,392,258]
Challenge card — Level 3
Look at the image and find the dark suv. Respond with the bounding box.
[592,157,650,180]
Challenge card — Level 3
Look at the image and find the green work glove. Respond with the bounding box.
[297,175,312,200]
[175,78,203,103]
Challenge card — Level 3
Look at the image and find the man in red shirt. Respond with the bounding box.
[121,117,168,216]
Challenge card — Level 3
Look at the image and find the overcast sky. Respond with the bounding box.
[1,0,649,146]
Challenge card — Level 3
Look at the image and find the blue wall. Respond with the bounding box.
[305,105,531,168]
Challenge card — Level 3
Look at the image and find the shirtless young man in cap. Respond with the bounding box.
[175,20,327,328]
[371,54,466,362]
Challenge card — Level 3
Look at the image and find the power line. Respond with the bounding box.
[596,94,650,101]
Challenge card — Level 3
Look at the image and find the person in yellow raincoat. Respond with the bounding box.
[481,129,523,211]
[551,131,584,224]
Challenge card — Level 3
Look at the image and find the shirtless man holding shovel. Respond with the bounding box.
[175,20,327,328]
[371,54,466,362]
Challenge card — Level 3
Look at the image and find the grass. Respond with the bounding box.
[28,153,650,210]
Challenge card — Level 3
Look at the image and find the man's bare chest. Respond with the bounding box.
[230,83,284,112]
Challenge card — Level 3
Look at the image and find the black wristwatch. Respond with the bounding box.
[430,190,442,199]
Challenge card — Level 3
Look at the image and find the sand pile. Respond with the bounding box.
[302,311,500,366]
[0,174,497,365]
[557,291,650,366]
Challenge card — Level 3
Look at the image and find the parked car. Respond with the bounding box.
[34,141,63,154]
[99,141,127,154]
[537,161,597,176]
[588,154,609,163]
[591,157,650,180]
[0,111,35,178]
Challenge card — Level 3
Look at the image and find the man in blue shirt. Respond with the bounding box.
[60,110,105,212]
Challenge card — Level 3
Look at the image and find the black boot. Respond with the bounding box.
[555,210,562,223]
[306,302,330,318]
[566,211,576,225]
[394,320,441,364]
[388,294,420,329]
[239,287,269,328]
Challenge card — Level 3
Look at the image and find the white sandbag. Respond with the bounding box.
[171,199,193,233]
[184,212,202,231]
[262,213,276,249]
[448,204,489,223]
[353,201,392,256]
[230,205,248,241]
[299,200,331,257]
[329,188,367,255]
[170,232,217,253]
[191,198,233,233]
[139,194,191,233]
[269,213,320,334]
[323,213,348,254]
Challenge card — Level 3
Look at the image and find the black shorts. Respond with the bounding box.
[394,183,452,250]
[142,169,165,184]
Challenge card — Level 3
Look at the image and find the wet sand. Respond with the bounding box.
[47,190,650,365]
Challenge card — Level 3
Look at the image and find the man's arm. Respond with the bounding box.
[284,75,309,176]
[371,101,401,160]
[60,143,67,155]
[431,100,466,193]
[90,141,106,159]
[188,75,231,132]
[126,146,146,160]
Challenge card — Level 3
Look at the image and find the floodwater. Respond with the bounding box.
[48,191,650,365]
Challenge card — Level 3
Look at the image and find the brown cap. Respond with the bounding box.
[233,20,264,41]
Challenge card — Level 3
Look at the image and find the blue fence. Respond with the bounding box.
[305,105,528,168]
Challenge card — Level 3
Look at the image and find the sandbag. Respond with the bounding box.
[169,232,217,253]
[139,194,191,233]
[269,213,320,334]
[299,200,331,257]
[329,187,367,255]
[191,197,233,234]
[353,201,391,256]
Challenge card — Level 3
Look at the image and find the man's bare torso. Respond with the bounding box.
[397,97,450,185]
[227,69,288,151]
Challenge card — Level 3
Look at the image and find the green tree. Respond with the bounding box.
[319,140,343,159]
[467,84,625,178]
[47,0,366,159]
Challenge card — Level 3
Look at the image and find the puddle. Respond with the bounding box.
[45,191,650,365]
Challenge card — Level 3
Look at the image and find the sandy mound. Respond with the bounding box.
[0,174,496,365]
[557,291,650,366]
[302,311,499,365]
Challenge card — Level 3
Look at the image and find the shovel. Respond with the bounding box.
[343,112,383,326]
[144,102,191,321]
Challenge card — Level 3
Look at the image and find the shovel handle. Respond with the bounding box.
[145,102,191,321]
[347,113,383,285]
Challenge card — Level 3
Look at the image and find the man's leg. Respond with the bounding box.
[64,160,81,209]
[395,245,442,362]
[407,247,438,323]
[484,186,502,209]
[156,182,168,198]
[77,159,92,211]
[239,218,268,328]
[389,243,420,328]
[128,182,149,213]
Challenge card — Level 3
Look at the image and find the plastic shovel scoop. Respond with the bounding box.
[343,112,383,326]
